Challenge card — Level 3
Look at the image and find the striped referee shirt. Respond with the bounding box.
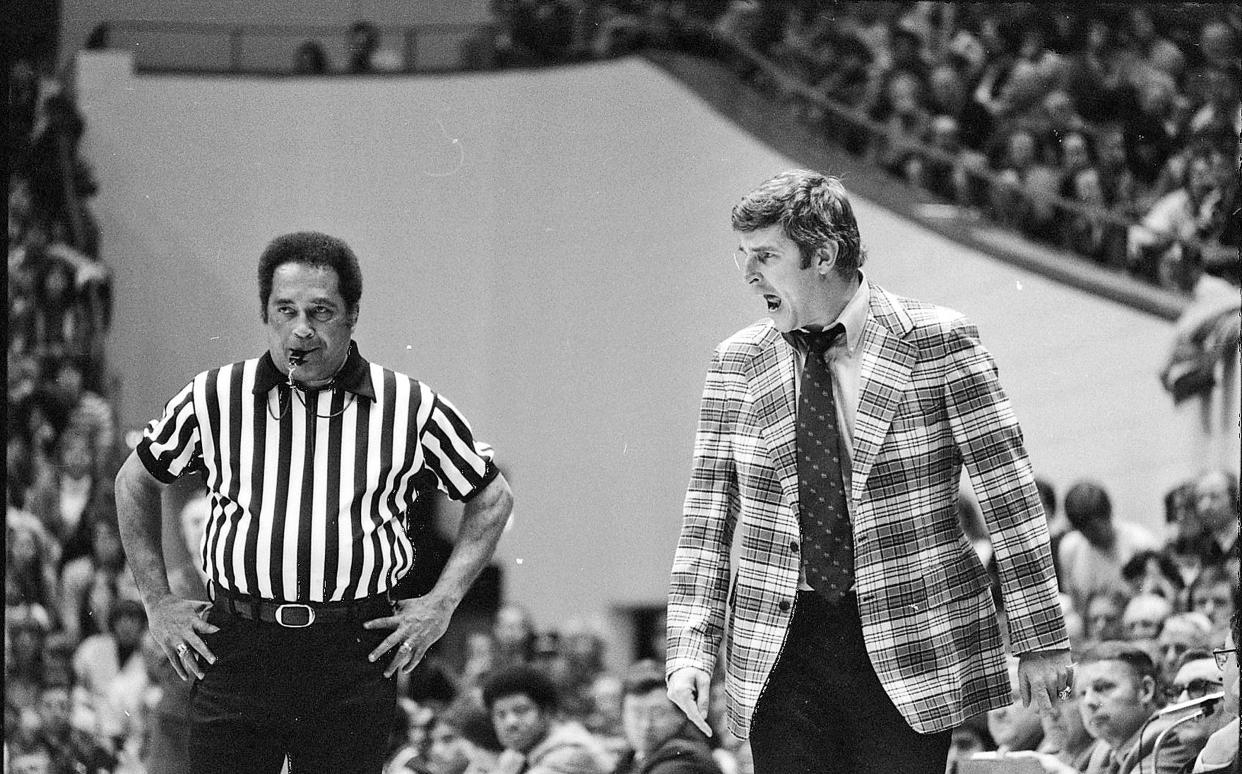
[137,343,497,603]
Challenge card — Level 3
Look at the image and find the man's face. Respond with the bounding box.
[1192,582,1235,628]
[427,722,471,774]
[622,688,687,757]
[1169,658,1226,734]
[38,688,72,734]
[738,224,834,334]
[1122,596,1171,641]
[1195,472,1234,531]
[1085,596,1124,642]
[1159,622,1206,680]
[491,693,550,754]
[1077,660,1155,748]
[264,262,356,388]
[1222,631,1238,716]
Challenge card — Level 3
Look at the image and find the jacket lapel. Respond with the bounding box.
[851,286,916,504]
[744,327,801,511]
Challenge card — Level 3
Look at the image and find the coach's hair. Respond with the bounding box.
[731,169,866,277]
[481,664,560,713]
[257,232,363,322]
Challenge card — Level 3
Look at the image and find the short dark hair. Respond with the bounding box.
[1064,481,1112,530]
[440,695,503,753]
[481,665,559,713]
[257,232,363,322]
[1079,640,1158,684]
[621,659,666,697]
[731,170,866,277]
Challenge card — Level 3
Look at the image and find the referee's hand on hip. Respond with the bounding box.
[149,594,219,681]
[364,595,454,678]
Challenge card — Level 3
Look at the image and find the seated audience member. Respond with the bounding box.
[612,659,721,774]
[293,40,329,74]
[1158,613,1217,689]
[1188,612,1238,773]
[1161,649,1232,767]
[1121,550,1184,605]
[346,20,380,73]
[26,428,113,568]
[493,603,538,669]
[5,512,59,625]
[1190,470,1240,573]
[1127,146,1228,286]
[50,357,115,477]
[1084,589,1130,645]
[482,664,612,774]
[987,658,1045,753]
[1036,687,1094,770]
[946,714,995,771]
[584,673,626,755]
[30,684,117,774]
[1122,592,1174,642]
[1076,641,1166,773]
[426,695,504,774]
[1189,565,1237,640]
[1057,480,1159,610]
[71,599,148,745]
[6,611,49,713]
[1063,166,1127,265]
[59,516,136,643]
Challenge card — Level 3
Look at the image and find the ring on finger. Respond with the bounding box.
[176,643,190,657]
[1057,687,1073,700]
[398,641,413,653]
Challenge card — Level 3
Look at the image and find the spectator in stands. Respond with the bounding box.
[612,659,720,774]
[926,63,992,152]
[1035,687,1094,770]
[1155,650,1232,772]
[1189,612,1238,773]
[347,21,380,73]
[1062,166,1128,265]
[1122,592,1173,642]
[50,357,115,478]
[72,599,148,745]
[1190,470,1240,572]
[27,428,111,568]
[555,623,609,720]
[1189,565,1237,640]
[6,611,50,715]
[1120,550,1184,605]
[866,22,931,124]
[990,127,1059,238]
[810,32,872,110]
[1094,125,1141,216]
[493,603,538,669]
[1157,612,1216,685]
[294,40,329,74]
[28,683,117,774]
[30,256,92,365]
[1128,145,1229,286]
[482,664,611,774]
[986,658,1045,753]
[1076,641,1165,772]
[1057,480,1160,610]
[1084,589,1129,645]
[59,517,136,643]
[6,511,59,630]
[426,695,504,774]
[874,71,932,180]
[584,673,625,751]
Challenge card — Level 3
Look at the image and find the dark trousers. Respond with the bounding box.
[189,606,396,774]
[749,591,951,774]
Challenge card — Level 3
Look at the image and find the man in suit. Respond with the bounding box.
[665,170,1072,773]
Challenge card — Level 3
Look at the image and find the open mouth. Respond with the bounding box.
[288,348,314,365]
[764,294,782,312]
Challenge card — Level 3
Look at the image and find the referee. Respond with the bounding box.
[114,232,514,773]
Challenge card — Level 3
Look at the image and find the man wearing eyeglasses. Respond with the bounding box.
[1191,612,1238,774]
[1153,651,1230,773]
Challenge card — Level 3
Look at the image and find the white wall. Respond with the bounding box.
[77,52,1231,637]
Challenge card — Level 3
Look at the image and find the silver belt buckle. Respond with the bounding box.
[275,603,316,628]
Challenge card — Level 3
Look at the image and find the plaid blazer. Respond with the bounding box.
[666,284,1068,738]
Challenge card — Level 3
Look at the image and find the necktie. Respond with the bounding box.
[794,325,853,603]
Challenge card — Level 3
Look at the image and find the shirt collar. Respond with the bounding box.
[251,342,375,400]
[783,273,870,355]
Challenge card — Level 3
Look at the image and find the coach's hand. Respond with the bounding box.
[364,595,453,678]
[667,666,713,737]
[1018,648,1074,715]
[149,594,218,682]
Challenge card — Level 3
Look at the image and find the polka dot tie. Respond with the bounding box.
[793,325,853,603]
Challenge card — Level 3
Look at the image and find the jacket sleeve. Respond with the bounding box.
[942,316,1069,655]
[666,347,742,679]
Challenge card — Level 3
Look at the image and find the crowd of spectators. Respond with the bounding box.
[7,5,1239,772]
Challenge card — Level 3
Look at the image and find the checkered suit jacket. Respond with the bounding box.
[666,284,1068,738]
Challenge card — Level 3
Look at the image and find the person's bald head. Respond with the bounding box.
[1123,593,1173,641]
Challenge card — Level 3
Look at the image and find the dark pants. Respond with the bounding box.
[189,605,396,774]
[749,591,951,774]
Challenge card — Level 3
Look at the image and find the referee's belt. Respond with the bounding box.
[210,583,392,628]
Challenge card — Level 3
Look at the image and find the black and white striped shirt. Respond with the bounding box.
[137,343,497,602]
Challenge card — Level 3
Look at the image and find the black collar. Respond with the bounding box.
[251,342,376,400]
